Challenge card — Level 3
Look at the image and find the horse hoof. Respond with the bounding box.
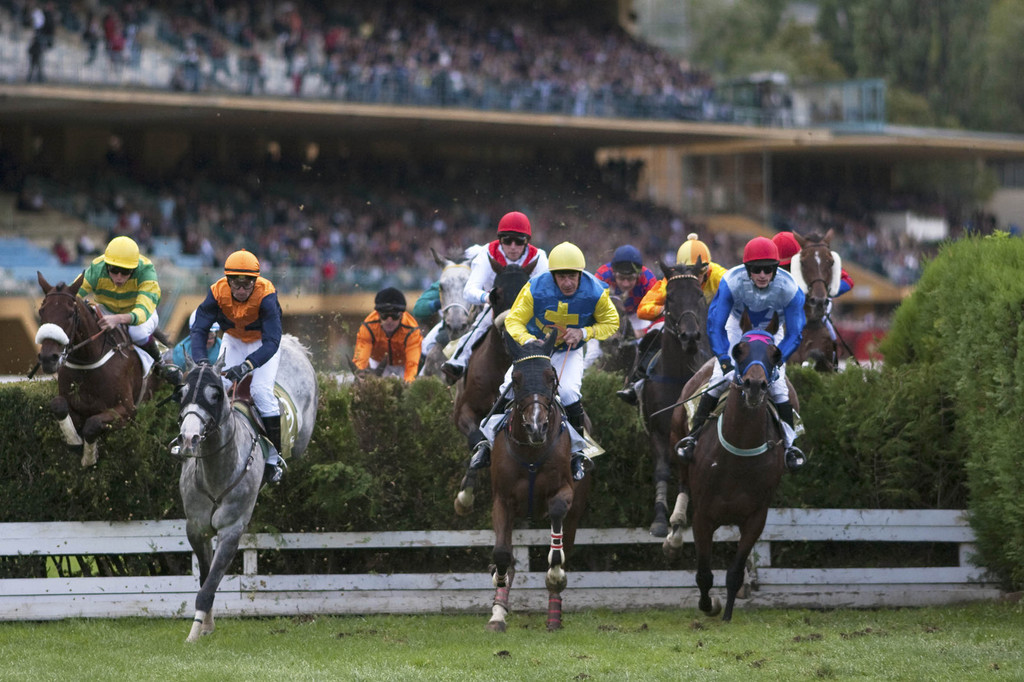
[661,537,682,560]
[649,519,668,538]
[454,489,474,516]
[738,583,752,600]
[80,443,98,468]
[546,619,563,631]
[486,620,506,633]
[703,596,722,617]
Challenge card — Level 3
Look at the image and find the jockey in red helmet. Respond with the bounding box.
[676,236,808,472]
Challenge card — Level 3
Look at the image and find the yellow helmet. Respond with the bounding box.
[103,236,140,270]
[224,250,260,276]
[676,233,711,266]
[548,242,586,272]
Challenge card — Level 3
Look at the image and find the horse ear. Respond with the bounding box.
[771,345,783,369]
[541,329,558,356]
[214,354,227,372]
[523,258,537,276]
[69,273,85,296]
[658,259,671,278]
[37,271,52,293]
[823,228,834,244]
[739,309,752,333]
[794,231,807,248]
[184,350,196,373]
[431,246,446,268]
[767,312,780,335]
[503,328,523,358]
[487,253,502,273]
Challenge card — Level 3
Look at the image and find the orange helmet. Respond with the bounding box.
[224,250,260,277]
[742,237,779,264]
[772,232,801,266]
[497,211,531,237]
[676,233,711,266]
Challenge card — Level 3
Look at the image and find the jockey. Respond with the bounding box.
[676,236,807,472]
[171,310,221,368]
[617,233,727,405]
[78,235,180,386]
[586,244,659,369]
[441,212,548,384]
[466,242,619,480]
[353,287,422,382]
[190,250,286,485]
[773,230,854,341]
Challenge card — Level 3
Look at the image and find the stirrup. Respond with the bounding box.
[571,453,590,481]
[469,441,491,469]
[616,387,638,405]
[675,435,697,462]
[441,361,463,385]
[785,446,806,471]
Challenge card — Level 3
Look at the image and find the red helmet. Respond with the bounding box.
[772,232,800,266]
[497,211,531,237]
[742,236,779,264]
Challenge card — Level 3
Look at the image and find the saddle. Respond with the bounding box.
[226,374,298,458]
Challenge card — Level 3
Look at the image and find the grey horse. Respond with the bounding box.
[175,334,317,643]
[418,248,478,377]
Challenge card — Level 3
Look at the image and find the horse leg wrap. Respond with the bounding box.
[670,492,689,526]
[186,610,208,643]
[547,532,564,567]
[57,415,83,446]
[492,585,510,610]
[546,593,563,630]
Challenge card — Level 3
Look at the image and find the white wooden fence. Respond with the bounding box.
[0,509,1001,621]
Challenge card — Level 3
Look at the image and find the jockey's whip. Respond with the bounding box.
[646,378,730,419]
[26,361,40,379]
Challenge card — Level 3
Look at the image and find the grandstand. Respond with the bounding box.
[3,0,1024,373]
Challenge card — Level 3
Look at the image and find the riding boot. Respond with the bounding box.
[467,395,510,469]
[140,338,183,387]
[675,392,718,462]
[262,415,285,484]
[774,401,806,472]
[616,377,644,406]
[564,401,590,481]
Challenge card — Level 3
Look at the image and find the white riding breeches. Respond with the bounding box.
[449,306,492,368]
[222,335,281,417]
[421,320,443,355]
[497,344,585,406]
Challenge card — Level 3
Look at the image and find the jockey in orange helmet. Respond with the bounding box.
[190,250,286,485]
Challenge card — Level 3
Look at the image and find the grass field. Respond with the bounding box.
[2,602,1023,681]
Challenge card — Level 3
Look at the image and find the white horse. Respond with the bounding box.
[174,334,317,643]
[419,247,478,377]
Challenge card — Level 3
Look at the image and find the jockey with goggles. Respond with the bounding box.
[585,244,659,371]
[676,236,808,471]
[441,212,548,384]
[190,250,286,485]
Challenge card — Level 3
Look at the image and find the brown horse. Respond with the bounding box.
[587,294,637,375]
[670,323,786,621]
[485,332,590,631]
[637,260,709,537]
[788,229,840,372]
[35,272,154,467]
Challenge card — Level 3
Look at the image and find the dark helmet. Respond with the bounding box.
[611,244,643,276]
[374,287,406,313]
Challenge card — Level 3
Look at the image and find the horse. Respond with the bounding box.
[485,331,590,631]
[788,229,840,372]
[452,262,534,514]
[636,260,710,537]
[419,248,477,377]
[586,294,637,376]
[34,272,155,468]
[174,334,317,643]
[668,321,786,621]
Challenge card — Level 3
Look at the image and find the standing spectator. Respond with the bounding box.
[27,32,45,83]
[82,12,101,65]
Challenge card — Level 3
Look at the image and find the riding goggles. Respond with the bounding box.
[107,266,135,277]
[499,235,528,246]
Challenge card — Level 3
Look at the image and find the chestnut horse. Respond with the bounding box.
[485,332,590,631]
[637,260,709,537]
[788,229,840,372]
[670,324,786,621]
[35,272,154,467]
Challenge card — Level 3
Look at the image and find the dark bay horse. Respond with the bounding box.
[175,334,317,642]
[588,294,637,375]
[637,260,709,537]
[35,272,154,467]
[419,248,477,377]
[788,229,840,372]
[674,326,786,621]
[485,332,590,631]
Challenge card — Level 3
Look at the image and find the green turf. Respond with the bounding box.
[2,603,1023,681]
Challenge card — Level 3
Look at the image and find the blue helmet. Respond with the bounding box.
[611,245,643,275]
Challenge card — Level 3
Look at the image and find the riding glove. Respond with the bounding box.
[718,357,734,374]
[224,360,254,383]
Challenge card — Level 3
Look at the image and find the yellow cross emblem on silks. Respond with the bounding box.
[536,303,579,344]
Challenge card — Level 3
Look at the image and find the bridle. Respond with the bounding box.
[172,364,233,460]
[663,271,705,343]
[39,290,117,369]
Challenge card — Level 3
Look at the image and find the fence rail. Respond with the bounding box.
[0,509,1001,620]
